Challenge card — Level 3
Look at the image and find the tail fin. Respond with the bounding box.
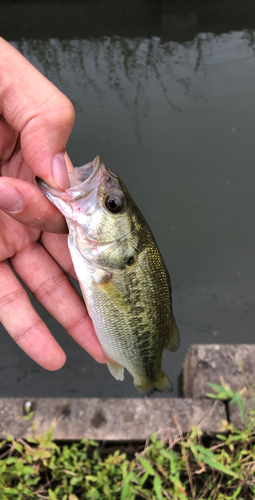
[134,371,173,397]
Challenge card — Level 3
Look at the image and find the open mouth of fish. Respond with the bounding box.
[37,155,108,204]
[36,155,133,249]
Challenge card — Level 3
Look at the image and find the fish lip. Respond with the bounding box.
[36,156,107,202]
[36,176,73,201]
[67,156,108,201]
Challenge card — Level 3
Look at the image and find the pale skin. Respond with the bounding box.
[0,38,105,370]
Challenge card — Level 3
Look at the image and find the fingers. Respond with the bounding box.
[41,232,77,280]
[0,177,68,233]
[0,38,75,190]
[0,116,18,166]
[0,260,66,370]
[10,241,105,364]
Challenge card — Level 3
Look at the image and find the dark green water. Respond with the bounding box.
[1,0,255,397]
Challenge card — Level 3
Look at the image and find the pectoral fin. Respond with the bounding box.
[95,279,131,312]
[165,317,180,352]
[106,359,124,381]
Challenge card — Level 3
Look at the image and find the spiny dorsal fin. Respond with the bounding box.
[164,317,180,352]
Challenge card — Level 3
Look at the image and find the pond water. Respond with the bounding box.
[1,0,255,397]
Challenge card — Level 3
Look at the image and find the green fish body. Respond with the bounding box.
[38,156,179,395]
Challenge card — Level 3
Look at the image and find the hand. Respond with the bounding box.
[0,38,105,369]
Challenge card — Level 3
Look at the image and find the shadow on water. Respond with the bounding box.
[1,0,255,397]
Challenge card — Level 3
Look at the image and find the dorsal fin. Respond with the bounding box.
[165,317,180,352]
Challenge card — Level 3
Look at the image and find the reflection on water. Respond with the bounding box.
[14,31,255,143]
[1,25,255,397]
[16,37,184,142]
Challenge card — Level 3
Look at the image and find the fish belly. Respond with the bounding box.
[68,235,173,390]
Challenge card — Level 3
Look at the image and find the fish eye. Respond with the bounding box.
[104,194,125,214]
[125,256,135,266]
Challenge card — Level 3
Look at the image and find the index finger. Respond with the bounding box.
[0,37,75,189]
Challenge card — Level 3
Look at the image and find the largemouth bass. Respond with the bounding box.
[37,156,179,396]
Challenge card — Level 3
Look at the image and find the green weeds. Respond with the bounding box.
[1,380,255,499]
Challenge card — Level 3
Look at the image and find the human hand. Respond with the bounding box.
[0,38,105,369]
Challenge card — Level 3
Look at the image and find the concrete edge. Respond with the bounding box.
[0,397,227,441]
[2,344,253,440]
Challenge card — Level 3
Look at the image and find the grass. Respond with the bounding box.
[1,377,255,499]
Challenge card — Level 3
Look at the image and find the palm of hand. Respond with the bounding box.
[0,144,105,369]
[0,153,40,261]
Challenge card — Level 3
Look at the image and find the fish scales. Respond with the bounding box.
[73,231,171,379]
[37,156,179,395]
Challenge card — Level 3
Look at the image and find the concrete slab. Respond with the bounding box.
[182,344,255,398]
[182,344,255,429]
[0,397,226,441]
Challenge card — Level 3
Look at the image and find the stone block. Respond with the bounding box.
[182,344,255,398]
[182,344,255,429]
[0,397,226,441]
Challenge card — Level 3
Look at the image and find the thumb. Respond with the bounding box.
[0,37,75,190]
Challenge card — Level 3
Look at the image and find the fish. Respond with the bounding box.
[37,156,179,396]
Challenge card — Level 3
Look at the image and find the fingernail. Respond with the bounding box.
[0,184,23,212]
[52,153,70,190]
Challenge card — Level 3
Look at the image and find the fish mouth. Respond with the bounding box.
[36,155,107,202]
